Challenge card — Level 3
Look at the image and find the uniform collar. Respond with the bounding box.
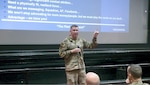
[130,80,143,85]
[69,35,79,42]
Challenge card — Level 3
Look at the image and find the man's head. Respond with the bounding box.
[86,72,100,85]
[70,25,79,40]
[127,64,142,80]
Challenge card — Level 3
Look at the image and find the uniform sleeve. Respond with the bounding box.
[59,40,71,58]
[83,37,97,49]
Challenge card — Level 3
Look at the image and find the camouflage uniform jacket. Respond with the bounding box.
[59,36,97,71]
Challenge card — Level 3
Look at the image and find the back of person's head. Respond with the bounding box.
[86,72,100,85]
[128,64,142,79]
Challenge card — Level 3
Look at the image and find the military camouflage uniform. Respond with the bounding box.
[129,80,149,85]
[59,36,97,85]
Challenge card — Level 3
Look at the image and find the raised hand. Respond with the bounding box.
[93,29,99,38]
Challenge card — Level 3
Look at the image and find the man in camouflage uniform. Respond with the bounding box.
[59,24,99,85]
[126,64,149,85]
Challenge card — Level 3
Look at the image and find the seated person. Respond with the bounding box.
[126,64,149,85]
[86,72,100,85]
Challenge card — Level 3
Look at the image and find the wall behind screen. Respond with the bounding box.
[0,0,149,45]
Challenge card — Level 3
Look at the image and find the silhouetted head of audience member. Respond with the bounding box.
[86,72,100,85]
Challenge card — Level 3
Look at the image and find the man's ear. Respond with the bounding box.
[128,73,132,77]
[128,73,134,80]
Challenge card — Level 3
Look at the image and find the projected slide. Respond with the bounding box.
[0,0,129,32]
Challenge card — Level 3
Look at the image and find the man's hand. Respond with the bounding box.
[125,78,131,84]
[93,30,99,38]
[71,48,81,53]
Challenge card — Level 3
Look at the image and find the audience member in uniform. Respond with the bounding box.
[126,64,149,85]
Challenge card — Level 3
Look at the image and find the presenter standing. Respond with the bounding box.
[59,24,99,85]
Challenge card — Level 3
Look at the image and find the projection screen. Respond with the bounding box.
[0,0,149,45]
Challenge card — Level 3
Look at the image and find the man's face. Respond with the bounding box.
[70,27,79,39]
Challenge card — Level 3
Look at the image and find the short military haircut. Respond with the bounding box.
[70,24,78,29]
[129,64,142,79]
